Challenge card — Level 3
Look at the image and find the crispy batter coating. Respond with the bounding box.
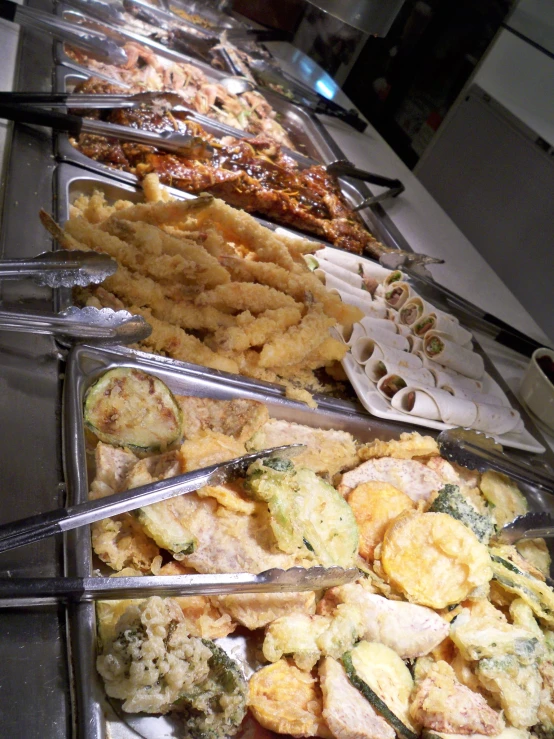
[380,511,493,608]
[358,432,440,461]
[347,481,414,560]
[248,660,331,738]
[210,307,303,352]
[259,305,335,368]
[175,396,269,442]
[196,283,301,314]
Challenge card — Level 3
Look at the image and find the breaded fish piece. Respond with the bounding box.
[338,458,443,501]
[246,418,358,477]
[319,657,394,739]
[90,442,138,499]
[318,583,449,659]
[214,591,316,631]
[410,661,504,736]
[358,432,439,461]
[175,396,269,442]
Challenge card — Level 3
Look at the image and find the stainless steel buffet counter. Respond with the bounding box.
[1,4,553,738]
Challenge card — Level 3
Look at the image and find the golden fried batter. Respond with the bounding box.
[358,432,440,461]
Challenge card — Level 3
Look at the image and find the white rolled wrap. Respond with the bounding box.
[392,386,478,427]
[398,297,436,326]
[395,323,412,338]
[330,289,389,319]
[384,281,413,309]
[425,313,472,345]
[423,331,485,380]
[360,316,397,334]
[365,356,429,383]
[442,383,507,407]
[362,327,410,351]
[383,269,405,286]
[352,337,417,365]
[335,322,366,345]
[425,359,484,393]
[473,403,523,434]
[315,260,363,289]
[377,369,435,399]
[407,335,424,354]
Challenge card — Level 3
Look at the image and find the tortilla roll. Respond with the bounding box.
[384,281,413,309]
[473,402,523,434]
[360,316,397,335]
[392,386,478,426]
[424,313,472,345]
[315,260,363,290]
[395,323,412,338]
[334,322,365,345]
[354,338,423,373]
[384,269,404,286]
[377,370,434,399]
[398,297,436,326]
[361,326,410,352]
[443,383,506,407]
[407,335,424,354]
[424,359,484,393]
[423,331,485,380]
[329,289,389,319]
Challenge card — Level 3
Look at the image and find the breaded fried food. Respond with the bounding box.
[179,430,246,471]
[259,305,336,369]
[175,396,269,442]
[246,418,358,477]
[338,457,443,502]
[248,659,332,738]
[380,511,493,608]
[210,307,303,352]
[358,432,439,461]
[196,282,301,314]
[347,481,414,560]
[215,591,316,631]
[91,514,160,571]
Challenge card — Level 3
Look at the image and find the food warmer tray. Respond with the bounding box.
[54,158,544,450]
[62,342,554,739]
[54,6,329,160]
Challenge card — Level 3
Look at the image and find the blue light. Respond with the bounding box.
[315,78,336,99]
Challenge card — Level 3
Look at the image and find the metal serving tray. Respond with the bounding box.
[54,6,333,161]
[63,342,554,739]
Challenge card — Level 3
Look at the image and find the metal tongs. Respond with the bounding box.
[437,428,554,494]
[0,566,358,607]
[0,250,116,287]
[0,306,151,344]
[0,446,305,554]
[0,102,212,158]
[326,159,404,208]
[0,0,127,65]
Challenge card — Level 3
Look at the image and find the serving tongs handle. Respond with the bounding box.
[325,160,405,209]
[0,445,304,554]
[0,0,128,65]
[0,306,151,344]
[0,567,359,607]
[0,250,117,287]
[0,102,212,158]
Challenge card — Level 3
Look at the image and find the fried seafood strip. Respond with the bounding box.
[102,264,235,331]
[102,193,215,226]
[221,256,362,328]
[194,199,296,271]
[358,432,440,461]
[259,306,335,368]
[131,307,239,374]
[210,307,303,352]
[196,283,301,315]
[65,216,229,288]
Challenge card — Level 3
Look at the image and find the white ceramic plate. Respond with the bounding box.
[342,353,545,454]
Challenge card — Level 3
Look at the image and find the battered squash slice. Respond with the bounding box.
[380,511,493,608]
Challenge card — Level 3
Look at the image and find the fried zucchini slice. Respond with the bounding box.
[479,471,527,528]
[428,484,494,543]
[489,550,554,626]
[342,649,417,739]
[380,511,492,608]
[347,641,415,733]
[246,459,359,567]
[84,368,182,451]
